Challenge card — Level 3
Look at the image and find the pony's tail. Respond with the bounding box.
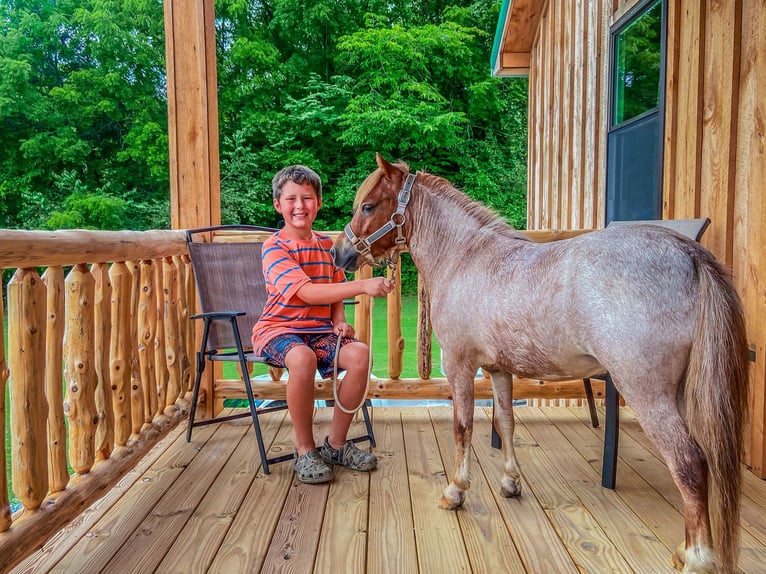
[684,248,749,574]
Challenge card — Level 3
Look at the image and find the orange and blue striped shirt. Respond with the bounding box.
[252,230,346,354]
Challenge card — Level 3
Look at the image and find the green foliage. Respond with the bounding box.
[1,0,529,290]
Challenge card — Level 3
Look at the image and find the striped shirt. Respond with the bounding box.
[252,230,346,354]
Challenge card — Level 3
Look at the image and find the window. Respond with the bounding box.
[606,0,665,224]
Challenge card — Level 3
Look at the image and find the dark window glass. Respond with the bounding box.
[613,0,662,125]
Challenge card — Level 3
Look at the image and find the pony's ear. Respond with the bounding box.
[376,152,398,179]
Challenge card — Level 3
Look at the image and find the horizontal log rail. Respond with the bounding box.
[1,225,596,571]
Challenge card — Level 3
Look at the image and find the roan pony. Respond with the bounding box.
[332,154,749,574]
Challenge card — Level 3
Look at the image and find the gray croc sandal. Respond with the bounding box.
[294,449,333,484]
[319,437,377,472]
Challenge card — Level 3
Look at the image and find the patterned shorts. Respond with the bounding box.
[260,333,357,379]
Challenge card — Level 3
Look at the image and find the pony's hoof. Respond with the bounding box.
[674,543,718,574]
[439,484,465,510]
[500,475,522,498]
[670,544,685,571]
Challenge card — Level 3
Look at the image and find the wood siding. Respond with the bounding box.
[524,0,766,476]
[528,0,609,231]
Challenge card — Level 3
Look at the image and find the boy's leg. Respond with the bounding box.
[327,341,370,449]
[284,345,320,455]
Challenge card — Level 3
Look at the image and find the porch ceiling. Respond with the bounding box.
[491,0,544,77]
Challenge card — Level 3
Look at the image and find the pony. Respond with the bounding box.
[331,154,749,574]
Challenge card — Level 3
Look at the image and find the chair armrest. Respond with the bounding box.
[191,310,246,321]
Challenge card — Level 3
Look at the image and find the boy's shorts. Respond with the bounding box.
[260,332,358,379]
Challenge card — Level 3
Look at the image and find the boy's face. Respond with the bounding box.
[274,181,321,239]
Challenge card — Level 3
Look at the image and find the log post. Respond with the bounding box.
[387,264,403,379]
[174,255,191,399]
[91,263,115,460]
[153,257,168,419]
[127,261,145,438]
[8,269,49,509]
[181,254,196,399]
[353,265,372,346]
[42,267,69,491]
[109,262,133,446]
[164,0,220,419]
[417,274,432,380]
[63,264,98,475]
[0,279,11,531]
[163,256,181,412]
[137,260,158,427]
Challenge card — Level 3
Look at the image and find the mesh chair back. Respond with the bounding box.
[187,228,274,352]
[606,217,710,241]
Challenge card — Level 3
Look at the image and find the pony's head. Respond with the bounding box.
[332,153,413,272]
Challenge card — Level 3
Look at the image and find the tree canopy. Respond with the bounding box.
[0,0,528,234]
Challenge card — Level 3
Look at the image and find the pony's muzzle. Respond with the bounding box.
[331,238,361,272]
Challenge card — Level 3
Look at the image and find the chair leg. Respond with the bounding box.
[491,402,501,449]
[582,378,600,428]
[601,373,620,489]
[361,399,376,447]
[186,320,211,443]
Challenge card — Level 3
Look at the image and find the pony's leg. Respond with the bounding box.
[440,361,477,510]
[623,392,715,573]
[487,370,522,497]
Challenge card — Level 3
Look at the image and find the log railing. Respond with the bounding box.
[1,226,600,571]
[0,229,192,572]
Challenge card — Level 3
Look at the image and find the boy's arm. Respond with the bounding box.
[296,276,393,305]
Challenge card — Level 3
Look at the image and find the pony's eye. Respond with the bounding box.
[361,203,376,215]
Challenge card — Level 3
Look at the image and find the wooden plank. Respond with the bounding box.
[735,0,766,478]
[472,407,579,572]
[401,407,471,572]
[258,408,333,572]
[207,412,296,572]
[365,408,417,574]
[671,3,704,220]
[559,0,572,229]
[98,417,253,573]
[157,410,288,572]
[570,0,586,228]
[11,423,186,572]
[430,407,527,572]
[48,419,221,572]
[564,407,684,552]
[699,0,741,264]
[662,0,681,218]
[513,406,666,572]
[315,411,372,573]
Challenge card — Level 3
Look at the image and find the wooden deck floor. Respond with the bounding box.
[10,405,766,574]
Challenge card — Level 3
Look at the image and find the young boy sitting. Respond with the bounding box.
[252,165,394,484]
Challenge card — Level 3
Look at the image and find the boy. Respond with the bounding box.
[252,165,394,484]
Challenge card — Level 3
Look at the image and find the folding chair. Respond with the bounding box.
[186,224,375,475]
[594,217,711,488]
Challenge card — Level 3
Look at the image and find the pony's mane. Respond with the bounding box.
[354,162,525,239]
[417,171,525,239]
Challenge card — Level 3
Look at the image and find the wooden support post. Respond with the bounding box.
[164,0,221,419]
[0,278,11,531]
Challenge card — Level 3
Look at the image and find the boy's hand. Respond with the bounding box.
[334,322,355,338]
[365,277,395,298]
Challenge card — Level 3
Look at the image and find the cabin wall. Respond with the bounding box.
[527,0,766,476]
[528,0,610,231]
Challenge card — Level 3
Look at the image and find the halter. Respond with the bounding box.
[343,172,416,275]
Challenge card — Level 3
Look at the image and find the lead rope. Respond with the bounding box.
[331,254,399,414]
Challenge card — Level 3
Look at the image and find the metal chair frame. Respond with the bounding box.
[186,224,375,475]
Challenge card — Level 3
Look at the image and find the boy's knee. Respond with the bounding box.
[341,342,370,371]
[285,345,317,373]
